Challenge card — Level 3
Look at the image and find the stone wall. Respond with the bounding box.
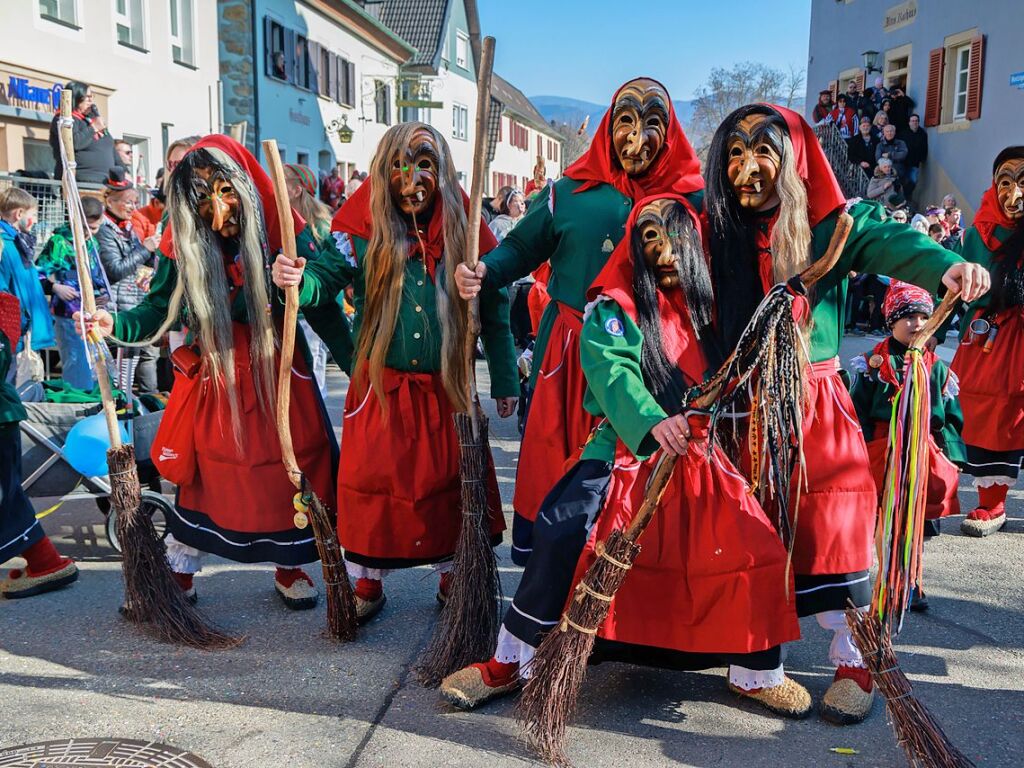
[218,0,257,153]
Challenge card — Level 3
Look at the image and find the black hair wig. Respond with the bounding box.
[989,146,1024,313]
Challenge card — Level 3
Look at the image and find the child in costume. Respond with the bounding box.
[440,196,807,718]
[455,77,704,564]
[1,292,79,598]
[78,135,339,611]
[272,122,518,622]
[950,146,1024,537]
[850,280,964,610]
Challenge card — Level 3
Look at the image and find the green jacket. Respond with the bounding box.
[113,228,352,371]
[480,177,702,386]
[954,224,1013,339]
[801,200,963,361]
[849,340,965,464]
[0,329,27,427]
[578,300,685,463]
[297,230,518,399]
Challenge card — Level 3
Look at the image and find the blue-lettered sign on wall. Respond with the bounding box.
[6,77,63,109]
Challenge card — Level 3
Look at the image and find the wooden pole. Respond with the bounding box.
[59,89,121,448]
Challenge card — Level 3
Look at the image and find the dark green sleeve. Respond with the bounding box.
[112,256,177,342]
[849,366,877,441]
[580,300,667,459]
[482,185,555,290]
[296,232,357,309]
[957,227,996,318]
[478,285,519,399]
[840,201,963,290]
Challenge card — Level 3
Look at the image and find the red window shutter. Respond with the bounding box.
[965,34,985,120]
[828,79,838,102]
[854,70,865,93]
[924,47,945,127]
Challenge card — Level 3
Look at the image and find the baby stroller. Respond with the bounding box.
[18,353,173,553]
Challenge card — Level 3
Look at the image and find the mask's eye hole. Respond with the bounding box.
[729,145,744,158]
[642,227,660,242]
[417,159,433,171]
[617,113,635,127]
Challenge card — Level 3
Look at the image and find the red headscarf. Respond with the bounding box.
[159,134,305,259]
[331,179,497,282]
[564,78,703,202]
[765,104,847,228]
[973,186,1017,252]
[587,193,707,384]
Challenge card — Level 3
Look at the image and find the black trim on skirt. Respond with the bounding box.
[343,533,503,570]
[960,443,1024,482]
[794,570,872,616]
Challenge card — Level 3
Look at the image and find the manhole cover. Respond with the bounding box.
[0,739,213,767]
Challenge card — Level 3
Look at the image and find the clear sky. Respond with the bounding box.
[477,0,813,104]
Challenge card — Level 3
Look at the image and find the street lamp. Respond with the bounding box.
[327,114,354,144]
[862,50,882,74]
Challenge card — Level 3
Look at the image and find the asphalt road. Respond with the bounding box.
[2,332,1022,768]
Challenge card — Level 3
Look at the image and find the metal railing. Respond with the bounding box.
[812,123,869,200]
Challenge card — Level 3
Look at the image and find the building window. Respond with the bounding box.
[296,151,309,166]
[375,81,392,125]
[115,0,147,51]
[39,0,78,27]
[294,35,310,90]
[951,43,971,121]
[337,58,355,107]
[169,0,196,67]
[22,138,53,174]
[884,44,911,91]
[455,30,469,69]
[266,19,287,80]
[453,103,468,140]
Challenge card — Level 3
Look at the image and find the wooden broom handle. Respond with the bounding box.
[911,290,960,350]
[58,89,122,449]
[464,36,495,338]
[622,210,855,541]
[262,139,302,491]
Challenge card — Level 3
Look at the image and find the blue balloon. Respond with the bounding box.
[63,412,130,477]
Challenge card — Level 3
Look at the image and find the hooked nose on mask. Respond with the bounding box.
[210,195,230,231]
[734,154,762,192]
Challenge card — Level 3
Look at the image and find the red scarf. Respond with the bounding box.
[563,78,703,202]
[159,134,306,260]
[331,179,497,282]
[104,211,132,233]
[73,109,104,141]
[973,185,1017,252]
[588,193,707,385]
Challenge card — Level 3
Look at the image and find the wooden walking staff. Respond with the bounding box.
[846,290,975,768]
[58,89,238,649]
[263,139,358,642]
[518,212,854,768]
[416,35,502,687]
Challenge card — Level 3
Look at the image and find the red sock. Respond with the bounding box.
[172,572,194,592]
[21,536,65,576]
[474,656,519,687]
[439,571,452,597]
[835,664,873,693]
[974,484,1009,518]
[355,577,382,601]
[275,567,312,589]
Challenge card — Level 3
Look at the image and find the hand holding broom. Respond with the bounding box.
[263,138,357,642]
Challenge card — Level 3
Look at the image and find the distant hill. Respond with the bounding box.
[531,94,696,136]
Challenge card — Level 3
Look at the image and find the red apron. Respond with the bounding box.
[337,368,504,562]
[866,422,960,520]
[951,307,1024,453]
[513,302,600,522]
[154,323,335,534]
[788,358,876,575]
[571,415,801,655]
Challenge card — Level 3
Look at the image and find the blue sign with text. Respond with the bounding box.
[7,77,63,109]
[1010,72,1024,90]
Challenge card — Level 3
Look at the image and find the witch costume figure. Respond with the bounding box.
[703,104,989,725]
[78,135,340,611]
[272,122,518,623]
[949,147,1024,537]
[455,77,704,567]
[440,196,808,717]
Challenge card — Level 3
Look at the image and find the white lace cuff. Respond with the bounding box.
[164,533,203,574]
[728,664,785,691]
[848,355,869,375]
[345,562,391,581]
[974,476,1015,489]
[816,609,866,668]
[495,625,536,677]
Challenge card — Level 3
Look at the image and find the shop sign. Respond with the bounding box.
[883,0,917,32]
[5,76,63,109]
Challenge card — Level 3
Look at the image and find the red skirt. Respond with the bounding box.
[951,307,1024,453]
[160,323,335,534]
[788,359,876,575]
[866,424,961,520]
[513,303,599,522]
[337,368,504,565]
[570,415,800,655]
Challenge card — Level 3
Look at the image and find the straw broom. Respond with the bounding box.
[58,90,238,649]
[416,36,502,687]
[846,291,975,768]
[263,139,357,642]
[518,213,853,767]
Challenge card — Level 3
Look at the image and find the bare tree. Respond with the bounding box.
[549,117,591,167]
[784,64,806,109]
[687,61,790,159]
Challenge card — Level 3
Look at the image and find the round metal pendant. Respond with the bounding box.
[293,510,309,529]
[0,739,213,767]
[969,318,991,335]
[868,353,884,369]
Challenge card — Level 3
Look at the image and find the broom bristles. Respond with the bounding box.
[416,408,501,686]
[110,445,242,649]
[304,489,358,641]
[517,530,640,767]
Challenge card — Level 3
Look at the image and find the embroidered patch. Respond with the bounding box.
[604,316,625,336]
